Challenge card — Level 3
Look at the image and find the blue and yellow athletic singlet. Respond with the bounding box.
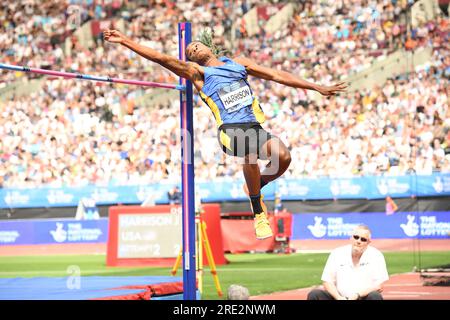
[199,57,265,127]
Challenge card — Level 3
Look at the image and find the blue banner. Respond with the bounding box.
[292,211,450,239]
[0,173,449,208]
[0,218,108,245]
[275,174,450,200]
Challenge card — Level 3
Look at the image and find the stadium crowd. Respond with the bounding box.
[0,0,448,188]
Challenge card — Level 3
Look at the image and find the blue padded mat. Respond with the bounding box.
[0,276,182,300]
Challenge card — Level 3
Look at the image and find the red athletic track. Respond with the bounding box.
[1,240,448,300]
[291,239,450,252]
[251,272,450,300]
[0,243,107,256]
[0,239,448,257]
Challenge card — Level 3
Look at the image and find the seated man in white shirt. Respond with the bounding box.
[308,224,389,300]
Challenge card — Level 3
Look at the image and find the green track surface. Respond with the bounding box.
[0,252,448,300]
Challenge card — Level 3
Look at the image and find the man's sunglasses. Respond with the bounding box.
[352,235,368,242]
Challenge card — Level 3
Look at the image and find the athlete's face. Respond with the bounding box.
[186,42,213,64]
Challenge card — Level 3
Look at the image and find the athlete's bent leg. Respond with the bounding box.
[259,137,291,188]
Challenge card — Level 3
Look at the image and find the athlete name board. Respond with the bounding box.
[107,205,182,266]
[117,212,181,258]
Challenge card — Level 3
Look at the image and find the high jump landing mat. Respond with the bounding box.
[0,276,188,300]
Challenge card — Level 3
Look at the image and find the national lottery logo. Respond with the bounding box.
[307,217,327,238]
[136,187,165,202]
[49,222,103,242]
[278,180,289,196]
[330,181,340,197]
[330,180,361,197]
[230,184,241,199]
[92,188,118,202]
[376,178,410,195]
[307,216,360,238]
[278,180,309,197]
[47,190,74,204]
[400,215,419,237]
[4,191,30,206]
[432,177,443,193]
[50,223,68,243]
[376,179,388,196]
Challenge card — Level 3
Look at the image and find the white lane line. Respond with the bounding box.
[385,283,422,286]
[386,291,431,295]
[384,295,422,298]
[0,270,118,276]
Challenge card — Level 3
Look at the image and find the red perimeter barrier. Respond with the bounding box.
[220,212,292,253]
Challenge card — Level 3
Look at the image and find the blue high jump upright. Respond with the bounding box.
[178,22,196,300]
[0,21,196,300]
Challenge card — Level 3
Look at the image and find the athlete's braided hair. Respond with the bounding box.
[196,28,229,57]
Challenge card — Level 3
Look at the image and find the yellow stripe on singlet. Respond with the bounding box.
[251,97,266,124]
[199,91,223,127]
[219,130,232,151]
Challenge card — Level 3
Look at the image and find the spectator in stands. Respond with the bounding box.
[385,196,398,215]
[103,27,347,240]
[0,1,447,188]
[307,225,389,300]
[167,185,182,205]
[406,159,417,174]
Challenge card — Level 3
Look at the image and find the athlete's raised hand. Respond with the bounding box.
[316,82,348,96]
[103,29,127,44]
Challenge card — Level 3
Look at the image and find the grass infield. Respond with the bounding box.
[0,251,448,300]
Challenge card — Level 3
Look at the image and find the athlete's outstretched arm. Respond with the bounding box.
[103,29,203,86]
[234,56,347,96]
